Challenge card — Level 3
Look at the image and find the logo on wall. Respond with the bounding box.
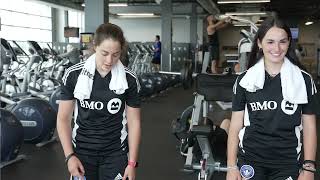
[281,100,298,115]
[107,98,122,114]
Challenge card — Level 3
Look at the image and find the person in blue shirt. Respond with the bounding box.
[152,35,161,71]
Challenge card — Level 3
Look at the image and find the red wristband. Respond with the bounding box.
[128,160,138,168]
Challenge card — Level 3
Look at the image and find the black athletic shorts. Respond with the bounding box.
[237,155,300,180]
[208,45,219,62]
[73,153,128,180]
[152,57,161,64]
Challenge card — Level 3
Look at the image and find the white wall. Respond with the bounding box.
[110,17,203,43]
[110,18,160,42]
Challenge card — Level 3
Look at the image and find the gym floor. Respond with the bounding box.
[1,85,319,180]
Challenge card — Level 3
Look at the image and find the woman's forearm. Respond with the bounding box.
[302,114,317,162]
[227,111,244,166]
[57,100,75,157]
[227,126,240,166]
[57,116,74,157]
[127,107,141,162]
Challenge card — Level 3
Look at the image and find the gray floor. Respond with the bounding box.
[1,85,320,180]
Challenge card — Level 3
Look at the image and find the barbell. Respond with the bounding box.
[159,61,235,89]
[159,61,195,89]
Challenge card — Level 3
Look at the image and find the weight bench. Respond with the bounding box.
[184,73,237,180]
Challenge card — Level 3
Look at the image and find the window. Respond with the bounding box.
[68,10,84,43]
[0,0,52,42]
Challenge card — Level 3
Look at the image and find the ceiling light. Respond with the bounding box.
[305,21,313,25]
[117,13,155,16]
[117,13,157,18]
[81,3,128,7]
[225,12,267,16]
[109,3,128,7]
[218,0,270,4]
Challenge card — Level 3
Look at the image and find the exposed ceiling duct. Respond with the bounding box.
[197,0,220,15]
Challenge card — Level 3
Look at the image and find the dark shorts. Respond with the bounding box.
[209,45,219,62]
[237,155,300,180]
[152,57,161,64]
[74,153,128,180]
[209,126,228,162]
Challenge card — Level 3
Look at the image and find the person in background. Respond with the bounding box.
[59,44,81,65]
[227,16,317,180]
[206,15,230,73]
[57,23,141,180]
[151,35,161,71]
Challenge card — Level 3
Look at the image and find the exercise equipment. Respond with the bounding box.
[317,48,320,86]
[169,15,258,180]
[138,74,155,97]
[49,86,62,112]
[0,108,26,168]
[159,61,194,89]
[172,105,193,141]
[184,73,237,180]
[7,98,57,145]
[1,38,58,147]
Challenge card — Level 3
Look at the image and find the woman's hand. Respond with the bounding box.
[122,166,136,180]
[226,168,242,180]
[298,170,314,180]
[68,156,85,180]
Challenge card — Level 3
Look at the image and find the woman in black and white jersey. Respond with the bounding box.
[57,23,141,180]
[227,16,317,180]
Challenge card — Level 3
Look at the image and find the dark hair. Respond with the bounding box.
[206,14,218,24]
[156,35,160,40]
[94,23,127,64]
[248,16,305,70]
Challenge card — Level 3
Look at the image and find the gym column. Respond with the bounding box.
[160,0,172,72]
[84,0,109,32]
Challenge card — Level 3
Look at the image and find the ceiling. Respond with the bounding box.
[44,0,320,21]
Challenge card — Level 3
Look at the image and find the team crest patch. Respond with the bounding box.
[281,100,297,115]
[240,165,254,179]
[107,98,122,114]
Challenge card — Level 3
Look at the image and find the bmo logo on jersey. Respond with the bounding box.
[79,100,104,110]
[78,98,122,114]
[281,100,297,115]
[249,101,277,111]
[107,98,122,114]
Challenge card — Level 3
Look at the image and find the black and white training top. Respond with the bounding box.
[232,70,317,166]
[60,62,141,157]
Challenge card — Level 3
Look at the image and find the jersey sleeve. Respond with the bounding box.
[302,75,318,115]
[60,70,77,100]
[125,72,141,108]
[232,75,246,111]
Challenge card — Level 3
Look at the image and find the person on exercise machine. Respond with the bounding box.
[206,15,230,74]
[57,23,141,180]
[227,16,317,180]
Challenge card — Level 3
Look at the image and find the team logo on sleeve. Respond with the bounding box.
[281,100,297,115]
[240,165,254,179]
[107,98,122,114]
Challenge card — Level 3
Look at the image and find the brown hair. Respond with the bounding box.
[94,23,128,64]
